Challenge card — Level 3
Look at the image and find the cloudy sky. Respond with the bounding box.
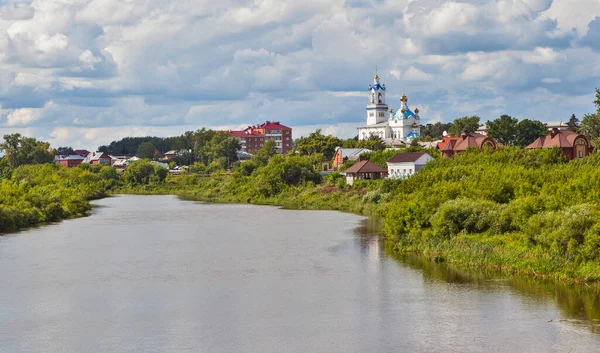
[0,0,599,150]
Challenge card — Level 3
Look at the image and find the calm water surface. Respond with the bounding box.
[1,195,599,353]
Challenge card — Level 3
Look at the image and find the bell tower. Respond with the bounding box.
[366,68,388,126]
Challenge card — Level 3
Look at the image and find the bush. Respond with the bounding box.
[429,198,512,239]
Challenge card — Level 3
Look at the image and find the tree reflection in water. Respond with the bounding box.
[352,217,600,335]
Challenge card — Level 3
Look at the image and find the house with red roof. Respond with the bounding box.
[343,160,387,185]
[439,131,497,158]
[525,128,592,160]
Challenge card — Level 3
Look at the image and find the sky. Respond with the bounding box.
[0,0,599,150]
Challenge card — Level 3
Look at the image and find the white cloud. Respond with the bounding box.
[0,0,596,149]
[521,47,564,65]
[5,108,43,126]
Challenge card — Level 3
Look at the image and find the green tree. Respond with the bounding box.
[487,115,518,145]
[56,146,75,155]
[420,122,453,140]
[122,160,167,185]
[567,114,580,133]
[254,140,277,166]
[581,88,600,139]
[137,142,157,159]
[448,116,481,136]
[196,131,240,168]
[514,119,548,147]
[358,135,386,151]
[295,129,343,160]
[0,134,55,168]
[581,113,600,139]
[0,157,12,180]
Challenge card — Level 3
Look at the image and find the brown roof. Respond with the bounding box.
[453,132,493,151]
[526,129,590,149]
[440,133,496,152]
[437,136,459,150]
[343,160,387,174]
[387,152,427,163]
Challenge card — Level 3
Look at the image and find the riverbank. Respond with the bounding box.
[114,147,600,284]
[0,164,113,231]
[3,148,600,283]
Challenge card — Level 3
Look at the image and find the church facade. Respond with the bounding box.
[357,73,421,144]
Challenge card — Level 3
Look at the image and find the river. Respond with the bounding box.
[1,195,599,353]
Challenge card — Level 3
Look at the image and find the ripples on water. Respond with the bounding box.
[0,195,599,353]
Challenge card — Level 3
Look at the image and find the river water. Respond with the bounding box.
[1,195,599,353]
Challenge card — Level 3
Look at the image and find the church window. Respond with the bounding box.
[378,93,382,103]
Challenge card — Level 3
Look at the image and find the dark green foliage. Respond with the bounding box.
[0,157,12,181]
[0,134,55,168]
[487,114,518,145]
[99,136,176,155]
[137,142,158,159]
[580,89,600,140]
[56,146,75,155]
[295,129,343,160]
[568,114,580,133]
[448,116,481,136]
[420,122,452,140]
[515,119,548,147]
[581,113,600,139]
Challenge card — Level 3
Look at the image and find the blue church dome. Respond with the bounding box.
[392,109,417,120]
[368,83,386,91]
[406,132,419,138]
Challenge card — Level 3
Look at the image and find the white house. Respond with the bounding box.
[386,152,433,179]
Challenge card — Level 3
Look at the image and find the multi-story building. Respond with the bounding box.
[229,128,266,154]
[229,121,293,154]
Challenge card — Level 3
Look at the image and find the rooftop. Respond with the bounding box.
[387,152,428,163]
[343,160,387,174]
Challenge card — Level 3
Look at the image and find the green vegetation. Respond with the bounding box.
[486,115,547,146]
[0,145,170,231]
[0,164,110,230]
[0,133,54,168]
[127,146,599,283]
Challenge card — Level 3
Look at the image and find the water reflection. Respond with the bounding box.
[352,227,600,336]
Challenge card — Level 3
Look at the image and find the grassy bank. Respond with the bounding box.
[3,148,600,283]
[116,147,600,283]
[0,164,117,231]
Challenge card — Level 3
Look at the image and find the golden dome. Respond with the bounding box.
[400,94,408,103]
[390,108,395,114]
[401,108,406,113]
[415,107,420,114]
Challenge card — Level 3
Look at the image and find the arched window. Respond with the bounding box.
[378,93,382,103]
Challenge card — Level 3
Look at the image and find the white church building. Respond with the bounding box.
[357,73,421,145]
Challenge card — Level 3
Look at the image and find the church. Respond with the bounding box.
[357,72,421,145]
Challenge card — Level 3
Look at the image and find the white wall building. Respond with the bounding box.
[386,152,433,179]
[357,72,422,145]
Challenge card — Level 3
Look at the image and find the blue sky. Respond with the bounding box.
[0,0,599,150]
